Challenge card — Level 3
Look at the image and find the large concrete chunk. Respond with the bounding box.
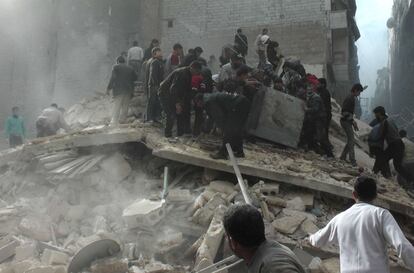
[0,240,18,263]
[90,258,128,273]
[99,153,131,183]
[41,249,69,265]
[18,217,52,242]
[122,199,166,228]
[249,89,305,148]
[272,215,307,234]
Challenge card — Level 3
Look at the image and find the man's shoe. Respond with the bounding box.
[210,152,227,160]
[234,151,245,158]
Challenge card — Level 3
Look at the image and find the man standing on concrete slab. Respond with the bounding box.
[165,43,184,76]
[309,176,414,273]
[234,28,248,57]
[317,78,333,148]
[143,39,160,62]
[127,41,144,77]
[255,28,269,69]
[224,204,306,273]
[194,91,251,159]
[36,104,71,137]
[107,56,137,126]
[4,106,25,148]
[159,61,202,138]
[340,83,364,166]
[146,47,164,123]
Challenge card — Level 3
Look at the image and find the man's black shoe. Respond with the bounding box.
[210,152,227,160]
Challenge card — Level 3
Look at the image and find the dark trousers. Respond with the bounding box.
[371,146,391,177]
[219,98,250,155]
[326,115,332,146]
[9,135,23,148]
[303,117,333,157]
[146,87,162,122]
[128,60,142,78]
[340,120,356,163]
[193,106,204,136]
[160,96,191,137]
[36,119,56,138]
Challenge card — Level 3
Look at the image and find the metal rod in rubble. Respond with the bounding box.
[225,143,252,205]
[162,166,168,200]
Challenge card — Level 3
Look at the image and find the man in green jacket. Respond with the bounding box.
[4,106,26,148]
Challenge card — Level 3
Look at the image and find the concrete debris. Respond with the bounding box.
[41,249,69,265]
[322,257,340,273]
[272,215,307,234]
[264,196,287,207]
[15,243,37,262]
[207,181,236,195]
[100,153,132,183]
[0,239,19,263]
[301,219,320,235]
[167,189,193,203]
[192,194,227,226]
[329,172,354,182]
[123,199,166,228]
[18,217,52,242]
[90,258,129,273]
[286,197,306,212]
[144,260,174,273]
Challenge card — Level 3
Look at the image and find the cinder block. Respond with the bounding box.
[41,249,69,265]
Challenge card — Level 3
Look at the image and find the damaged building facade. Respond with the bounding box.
[388,0,414,135]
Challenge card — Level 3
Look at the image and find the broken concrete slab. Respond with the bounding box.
[0,240,18,263]
[192,193,227,226]
[329,172,354,182]
[286,197,306,211]
[272,215,307,234]
[41,249,69,266]
[90,258,128,273]
[122,199,166,228]
[15,243,37,262]
[18,217,52,242]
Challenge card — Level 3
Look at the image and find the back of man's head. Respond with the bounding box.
[190,61,202,71]
[173,43,183,51]
[51,103,58,108]
[133,41,138,47]
[117,56,126,64]
[152,47,161,56]
[318,78,327,86]
[354,176,377,202]
[351,83,364,93]
[237,28,242,33]
[373,106,386,117]
[236,65,251,78]
[224,204,265,248]
[400,129,408,138]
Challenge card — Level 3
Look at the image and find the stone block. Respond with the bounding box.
[15,243,37,262]
[90,258,128,273]
[272,215,307,234]
[260,183,280,196]
[207,181,235,195]
[122,199,166,229]
[330,172,354,182]
[18,217,52,242]
[41,249,69,265]
[0,240,18,263]
[286,193,315,209]
[25,266,55,273]
[192,194,227,226]
[301,219,319,235]
[99,153,131,183]
[286,197,306,211]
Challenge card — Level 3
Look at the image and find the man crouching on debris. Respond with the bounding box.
[194,92,251,159]
[308,176,414,273]
[36,104,71,137]
[224,204,306,273]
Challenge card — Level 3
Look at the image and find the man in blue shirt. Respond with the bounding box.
[4,106,25,148]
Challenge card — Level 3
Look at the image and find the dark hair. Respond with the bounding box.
[190,61,202,71]
[224,204,265,248]
[236,65,250,77]
[188,48,195,54]
[237,28,242,33]
[354,176,377,202]
[117,56,126,64]
[231,54,244,62]
[373,106,386,116]
[318,78,327,85]
[262,28,268,34]
[152,47,161,56]
[194,93,204,103]
[151,39,159,46]
[133,41,138,46]
[12,106,19,112]
[399,129,408,138]
[194,47,203,53]
[173,43,183,50]
[352,83,364,92]
[51,103,58,108]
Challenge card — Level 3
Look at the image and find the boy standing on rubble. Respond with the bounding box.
[309,176,414,273]
[4,106,25,148]
[340,83,364,166]
[146,47,164,123]
[224,204,306,273]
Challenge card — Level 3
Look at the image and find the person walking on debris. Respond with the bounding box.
[107,56,137,126]
[4,106,25,148]
[317,78,333,148]
[371,106,414,192]
[165,43,184,76]
[255,28,269,69]
[303,89,334,158]
[266,40,281,71]
[146,47,164,123]
[194,91,251,159]
[36,104,71,137]
[224,204,306,273]
[309,176,414,273]
[340,83,365,166]
[127,41,144,77]
[143,39,160,61]
[159,61,203,138]
[234,28,248,57]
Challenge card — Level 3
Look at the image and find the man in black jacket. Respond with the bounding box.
[159,61,203,137]
[317,78,333,147]
[234,28,248,57]
[194,92,251,159]
[107,56,137,125]
[146,47,164,123]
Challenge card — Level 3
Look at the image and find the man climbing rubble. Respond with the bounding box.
[159,61,202,138]
[317,78,333,148]
[146,47,164,123]
[308,176,414,273]
[371,106,414,193]
[194,87,251,159]
[340,83,365,166]
[36,104,71,137]
[107,56,137,126]
[224,204,306,273]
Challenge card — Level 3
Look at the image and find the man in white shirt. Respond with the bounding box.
[254,28,269,69]
[127,41,144,77]
[36,103,71,137]
[308,176,414,273]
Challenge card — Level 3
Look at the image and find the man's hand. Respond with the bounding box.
[176,103,183,114]
[353,121,359,131]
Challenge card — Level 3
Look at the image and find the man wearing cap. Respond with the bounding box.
[372,106,414,191]
[309,176,414,273]
[340,83,364,166]
[255,28,270,69]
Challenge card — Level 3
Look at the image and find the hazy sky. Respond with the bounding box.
[356,0,393,98]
